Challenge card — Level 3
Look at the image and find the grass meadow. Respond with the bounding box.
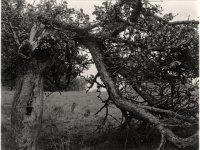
[1,90,138,150]
[1,90,179,150]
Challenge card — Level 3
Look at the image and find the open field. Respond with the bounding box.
[1,90,178,150]
[1,90,131,150]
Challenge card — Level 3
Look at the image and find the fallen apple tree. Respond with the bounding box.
[82,37,198,149]
[36,0,199,148]
[6,0,198,149]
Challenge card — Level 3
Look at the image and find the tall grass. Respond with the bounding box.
[2,91,180,149]
[1,91,123,150]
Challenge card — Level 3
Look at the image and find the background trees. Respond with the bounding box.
[2,0,199,149]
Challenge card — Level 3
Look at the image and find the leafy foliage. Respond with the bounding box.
[2,0,92,90]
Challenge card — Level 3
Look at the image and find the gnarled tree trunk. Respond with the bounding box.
[11,68,44,150]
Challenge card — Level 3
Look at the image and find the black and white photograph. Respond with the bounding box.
[1,0,199,149]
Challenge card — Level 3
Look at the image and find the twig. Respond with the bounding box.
[95,96,110,115]
[94,103,108,116]
[108,114,121,123]
[156,133,165,150]
[95,104,109,131]
[44,92,54,98]
[86,73,99,93]
[96,89,104,102]
[96,81,106,88]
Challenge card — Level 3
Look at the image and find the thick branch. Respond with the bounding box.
[168,20,199,26]
[37,16,88,38]
[138,105,196,123]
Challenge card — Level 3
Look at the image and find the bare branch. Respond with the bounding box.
[95,102,109,131]
[168,20,199,26]
[156,133,165,150]
[86,73,99,93]
[94,103,108,116]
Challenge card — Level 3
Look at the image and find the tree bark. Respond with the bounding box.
[11,69,44,150]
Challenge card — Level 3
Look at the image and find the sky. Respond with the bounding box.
[27,0,199,21]
[26,0,199,84]
[74,1,199,21]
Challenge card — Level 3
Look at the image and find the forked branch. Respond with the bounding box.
[86,73,100,93]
